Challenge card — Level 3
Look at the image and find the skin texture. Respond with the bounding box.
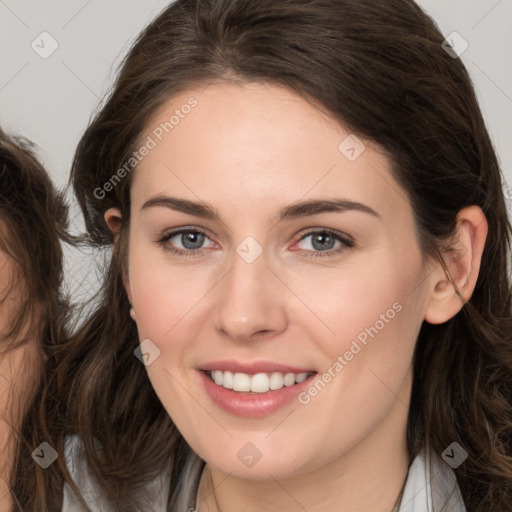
[0,241,39,511]
[106,81,487,512]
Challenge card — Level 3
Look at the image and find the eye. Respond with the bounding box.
[156,227,354,259]
[293,229,354,258]
[157,228,215,256]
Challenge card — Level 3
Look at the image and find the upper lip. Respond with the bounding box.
[200,360,316,375]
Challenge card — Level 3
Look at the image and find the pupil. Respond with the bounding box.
[182,231,204,249]
[312,233,334,251]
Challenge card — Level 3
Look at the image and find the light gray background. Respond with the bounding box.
[1,0,511,300]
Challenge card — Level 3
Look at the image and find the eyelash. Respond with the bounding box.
[156,227,354,259]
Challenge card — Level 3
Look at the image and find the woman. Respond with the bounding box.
[39,0,512,510]
[0,127,70,511]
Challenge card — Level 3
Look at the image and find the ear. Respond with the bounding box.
[424,205,488,325]
[104,207,133,305]
[104,207,122,240]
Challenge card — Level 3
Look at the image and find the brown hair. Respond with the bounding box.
[26,0,512,510]
[0,127,71,510]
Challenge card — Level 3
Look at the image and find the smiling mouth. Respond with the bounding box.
[205,369,317,393]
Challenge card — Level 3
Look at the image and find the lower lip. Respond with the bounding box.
[198,370,317,418]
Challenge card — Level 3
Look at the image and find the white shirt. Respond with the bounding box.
[394,448,466,511]
[62,437,467,511]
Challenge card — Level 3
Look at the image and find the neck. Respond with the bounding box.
[197,370,412,512]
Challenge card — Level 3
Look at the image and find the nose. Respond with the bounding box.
[213,247,288,342]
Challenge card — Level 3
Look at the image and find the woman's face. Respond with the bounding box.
[121,81,438,479]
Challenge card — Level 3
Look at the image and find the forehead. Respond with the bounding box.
[131,81,411,223]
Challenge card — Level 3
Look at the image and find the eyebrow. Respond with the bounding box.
[141,196,380,222]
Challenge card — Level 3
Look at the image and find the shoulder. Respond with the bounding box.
[61,436,169,512]
[399,447,466,512]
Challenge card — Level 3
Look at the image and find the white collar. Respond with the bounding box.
[396,448,467,511]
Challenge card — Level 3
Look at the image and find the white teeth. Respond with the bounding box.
[283,373,296,386]
[213,370,223,386]
[222,371,234,389]
[233,372,251,392]
[250,373,269,393]
[208,370,313,393]
[269,372,284,390]
[295,372,309,383]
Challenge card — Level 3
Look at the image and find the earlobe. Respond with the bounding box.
[424,206,488,325]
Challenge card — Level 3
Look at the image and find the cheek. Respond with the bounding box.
[295,248,425,355]
[127,242,214,374]
[131,275,198,340]
[294,249,426,419]
[284,261,424,465]
[129,239,197,332]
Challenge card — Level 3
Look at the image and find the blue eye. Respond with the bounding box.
[294,229,354,258]
[158,228,213,257]
[157,227,354,258]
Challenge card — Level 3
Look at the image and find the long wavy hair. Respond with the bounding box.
[22,0,512,510]
[0,127,72,511]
